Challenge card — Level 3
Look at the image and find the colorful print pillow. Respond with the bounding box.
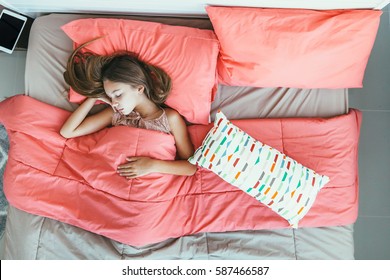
[206,6,381,88]
[61,18,220,124]
[188,111,330,228]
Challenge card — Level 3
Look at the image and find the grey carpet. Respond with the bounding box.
[0,124,9,239]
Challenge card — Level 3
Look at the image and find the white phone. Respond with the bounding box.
[0,9,27,54]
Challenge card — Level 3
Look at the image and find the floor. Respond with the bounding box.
[0,50,26,101]
[348,7,390,260]
[0,8,389,260]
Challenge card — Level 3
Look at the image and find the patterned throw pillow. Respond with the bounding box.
[188,111,330,228]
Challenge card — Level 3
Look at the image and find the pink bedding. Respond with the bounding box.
[0,95,361,246]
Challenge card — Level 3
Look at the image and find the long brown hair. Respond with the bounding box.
[64,40,172,105]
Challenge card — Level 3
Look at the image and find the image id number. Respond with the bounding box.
[215,266,269,276]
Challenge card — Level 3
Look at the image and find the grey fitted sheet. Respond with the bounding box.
[1,13,353,260]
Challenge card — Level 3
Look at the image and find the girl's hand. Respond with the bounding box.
[96,96,112,106]
[117,157,156,179]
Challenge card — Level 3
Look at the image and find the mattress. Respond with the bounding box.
[1,13,353,259]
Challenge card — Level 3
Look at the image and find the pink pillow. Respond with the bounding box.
[206,7,382,88]
[61,18,220,124]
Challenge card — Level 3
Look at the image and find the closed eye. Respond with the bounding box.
[107,89,122,99]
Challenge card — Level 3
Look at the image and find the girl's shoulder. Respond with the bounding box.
[164,108,181,120]
[164,108,186,127]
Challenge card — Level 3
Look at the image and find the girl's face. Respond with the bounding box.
[103,80,143,115]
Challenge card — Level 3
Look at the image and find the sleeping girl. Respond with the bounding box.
[60,45,196,178]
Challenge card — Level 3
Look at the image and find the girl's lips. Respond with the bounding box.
[118,108,128,115]
[114,107,124,115]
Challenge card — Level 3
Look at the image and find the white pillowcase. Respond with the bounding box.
[188,111,330,228]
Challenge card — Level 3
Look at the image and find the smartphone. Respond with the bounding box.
[0,9,27,54]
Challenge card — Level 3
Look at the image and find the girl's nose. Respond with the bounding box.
[112,101,119,108]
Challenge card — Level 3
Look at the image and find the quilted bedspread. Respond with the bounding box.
[0,95,361,246]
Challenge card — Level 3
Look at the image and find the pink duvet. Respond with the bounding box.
[0,95,361,246]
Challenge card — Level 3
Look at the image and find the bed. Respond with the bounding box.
[0,10,376,259]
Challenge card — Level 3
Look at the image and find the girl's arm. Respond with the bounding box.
[165,108,195,159]
[117,109,197,177]
[117,157,196,178]
[60,98,114,138]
